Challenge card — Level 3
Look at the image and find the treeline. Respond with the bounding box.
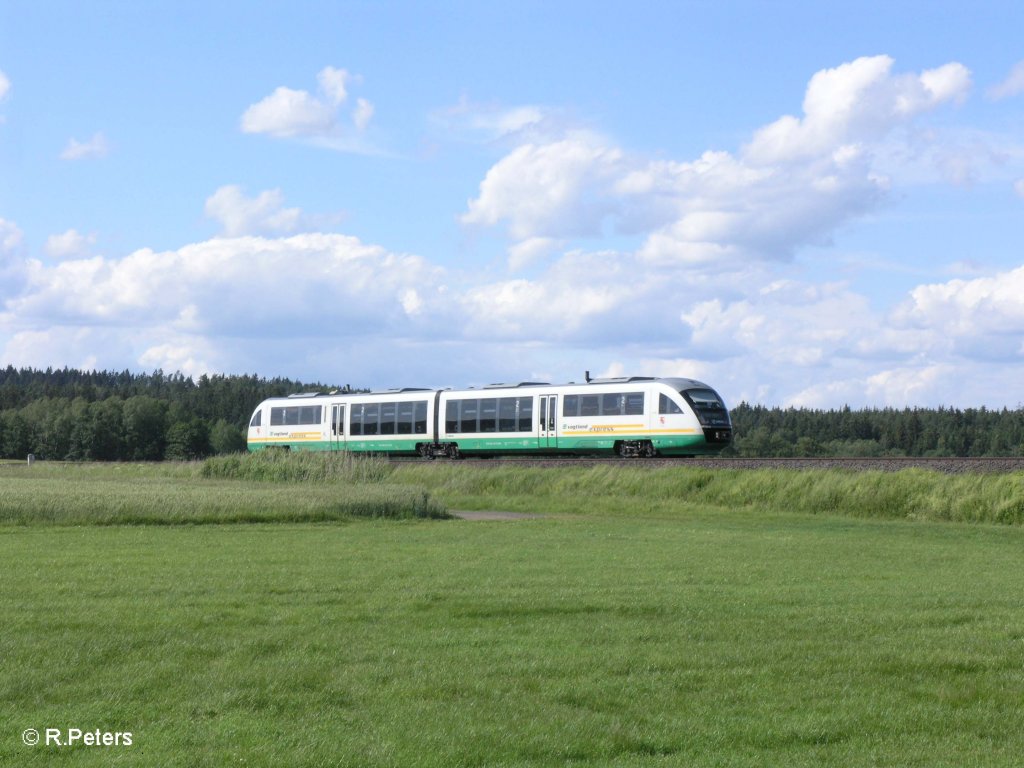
[727,403,1024,457]
[0,367,352,461]
[2,367,1022,460]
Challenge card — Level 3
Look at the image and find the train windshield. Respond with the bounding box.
[681,388,730,427]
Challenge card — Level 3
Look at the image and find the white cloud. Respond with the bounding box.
[353,97,374,131]
[60,132,109,160]
[865,365,952,405]
[2,219,1022,406]
[241,86,335,138]
[894,265,1024,342]
[0,218,23,256]
[3,55,1020,408]
[681,282,876,366]
[138,341,216,378]
[317,66,351,105]
[462,134,624,239]
[6,233,444,339]
[463,56,968,268]
[1015,179,1024,199]
[44,229,95,259]
[240,66,374,149]
[2,329,105,371]
[988,60,1024,101]
[507,237,561,271]
[0,70,9,101]
[744,56,970,165]
[204,186,302,237]
[432,97,560,144]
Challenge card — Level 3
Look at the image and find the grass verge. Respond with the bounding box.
[390,462,1024,524]
[0,457,445,524]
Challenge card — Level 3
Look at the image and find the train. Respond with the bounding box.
[246,375,732,458]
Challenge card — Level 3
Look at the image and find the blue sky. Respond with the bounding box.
[2,1,1023,407]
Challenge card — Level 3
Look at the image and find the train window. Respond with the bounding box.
[518,397,533,431]
[563,395,579,417]
[445,401,460,433]
[460,399,479,433]
[602,393,622,416]
[479,398,497,433]
[414,401,427,434]
[250,410,262,428]
[682,388,729,427]
[659,394,683,415]
[363,403,380,436]
[350,404,362,435]
[580,396,599,417]
[498,398,517,432]
[270,405,323,426]
[381,402,397,435]
[397,401,413,435]
[625,393,644,415]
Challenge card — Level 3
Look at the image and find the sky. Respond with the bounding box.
[1,1,1023,408]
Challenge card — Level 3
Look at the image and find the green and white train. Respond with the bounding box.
[247,375,732,458]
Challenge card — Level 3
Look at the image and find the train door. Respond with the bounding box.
[538,395,558,449]
[331,404,346,451]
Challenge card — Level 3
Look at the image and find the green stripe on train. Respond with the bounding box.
[249,432,717,455]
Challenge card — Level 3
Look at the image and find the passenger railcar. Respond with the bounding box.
[246,376,731,457]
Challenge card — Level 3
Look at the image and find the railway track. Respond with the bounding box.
[391,455,1024,474]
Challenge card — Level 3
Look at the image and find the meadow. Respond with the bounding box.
[2,455,1024,766]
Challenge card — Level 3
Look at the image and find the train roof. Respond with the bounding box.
[264,376,719,401]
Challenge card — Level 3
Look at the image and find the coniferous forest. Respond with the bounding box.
[0,366,1021,460]
[0,367,352,461]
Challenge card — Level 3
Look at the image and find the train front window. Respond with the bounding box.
[681,388,729,427]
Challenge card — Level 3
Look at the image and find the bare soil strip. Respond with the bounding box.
[451,510,546,521]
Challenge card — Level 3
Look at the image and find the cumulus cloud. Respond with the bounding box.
[44,229,95,259]
[138,341,217,378]
[6,233,444,339]
[681,281,876,366]
[744,56,970,164]
[461,134,624,239]
[894,265,1024,344]
[60,132,110,160]
[0,218,23,256]
[507,237,561,271]
[204,186,302,237]
[3,54,1018,407]
[988,60,1024,101]
[463,56,968,268]
[2,218,1021,406]
[240,66,374,150]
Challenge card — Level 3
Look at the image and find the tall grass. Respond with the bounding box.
[391,463,1024,525]
[4,454,1023,526]
[200,450,394,483]
[0,455,445,525]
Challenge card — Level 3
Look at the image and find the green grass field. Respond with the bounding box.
[2,457,1024,766]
